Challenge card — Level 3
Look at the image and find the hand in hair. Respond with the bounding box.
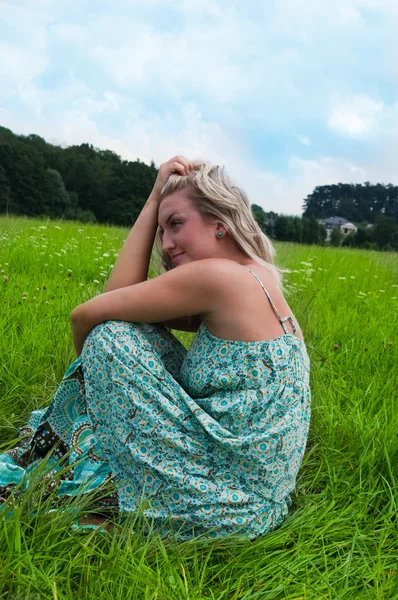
[150,156,193,203]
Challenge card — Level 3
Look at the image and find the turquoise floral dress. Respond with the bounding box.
[0,269,311,539]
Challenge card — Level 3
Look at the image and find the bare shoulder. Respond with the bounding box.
[166,258,243,286]
[170,258,279,295]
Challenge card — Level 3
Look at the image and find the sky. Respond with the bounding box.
[1,0,398,214]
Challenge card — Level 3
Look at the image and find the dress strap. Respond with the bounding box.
[244,267,297,336]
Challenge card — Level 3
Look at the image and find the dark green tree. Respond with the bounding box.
[373,215,398,250]
[303,182,398,224]
[330,227,343,247]
[0,164,10,214]
[302,217,326,245]
[0,126,158,226]
[41,169,71,217]
[252,204,267,232]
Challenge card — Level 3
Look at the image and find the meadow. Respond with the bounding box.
[0,215,397,599]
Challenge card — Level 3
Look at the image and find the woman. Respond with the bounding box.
[0,157,310,539]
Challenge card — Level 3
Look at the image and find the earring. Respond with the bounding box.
[217,231,223,237]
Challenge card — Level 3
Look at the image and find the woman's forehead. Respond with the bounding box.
[158,192,192,222]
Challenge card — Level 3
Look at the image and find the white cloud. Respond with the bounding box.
[2,0,398,216]
[0,42,49,84]
[297,135,311,146]
[328,95,384,136]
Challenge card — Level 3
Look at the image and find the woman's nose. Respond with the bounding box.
[162,231,176,253]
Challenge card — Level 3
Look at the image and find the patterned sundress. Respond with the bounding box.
[0,268,311,539]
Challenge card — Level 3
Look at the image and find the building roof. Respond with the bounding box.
[321,216,350,226]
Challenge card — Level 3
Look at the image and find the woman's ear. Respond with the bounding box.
[215,223,227,238]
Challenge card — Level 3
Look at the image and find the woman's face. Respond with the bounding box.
[158,190,220,267]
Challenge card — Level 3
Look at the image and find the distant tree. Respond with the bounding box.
[302,217,326,245]
[0,142,46,216]
[252,204,267,232]
[330,227,343,247]
[0,164,10,214]
[373,215,398,250]
[303,182,398,224]
[354,225,374,248]
[0,126,158,226]
[41,169,71,217]
[342,233,356,248]
[274,216,295,241]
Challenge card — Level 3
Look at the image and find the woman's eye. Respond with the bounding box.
[171,221,181,227]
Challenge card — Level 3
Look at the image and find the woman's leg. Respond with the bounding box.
[0,321,188,515]
[81,321,211,525]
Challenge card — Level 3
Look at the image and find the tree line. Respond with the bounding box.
[303,182,398,224]
[0,125,397,250]
[0,126,157,226]
[252,205,398,251]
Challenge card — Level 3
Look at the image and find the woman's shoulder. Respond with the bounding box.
[172,258,245,287]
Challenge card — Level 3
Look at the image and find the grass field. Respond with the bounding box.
[0,215,397,599]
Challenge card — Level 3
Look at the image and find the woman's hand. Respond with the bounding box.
[149,156,193,203]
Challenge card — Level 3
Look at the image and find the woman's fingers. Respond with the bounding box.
[165,156,192,176]
[150,156,192,202]
[170,161,186,175]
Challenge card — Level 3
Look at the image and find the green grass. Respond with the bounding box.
[0,215,397,599]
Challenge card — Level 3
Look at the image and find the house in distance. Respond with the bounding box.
[319,216,358,241]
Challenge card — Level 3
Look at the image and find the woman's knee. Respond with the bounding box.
[82,321,164,359]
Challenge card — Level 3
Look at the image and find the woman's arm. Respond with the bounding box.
[104,198,159,292]
[71,259,231,355]
[104,156,193,293]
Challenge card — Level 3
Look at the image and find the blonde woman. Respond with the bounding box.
[0,157,310,539]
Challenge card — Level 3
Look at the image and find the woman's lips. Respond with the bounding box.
[172,252,185,264]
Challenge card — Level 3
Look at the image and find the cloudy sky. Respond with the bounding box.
[1,0,398,214]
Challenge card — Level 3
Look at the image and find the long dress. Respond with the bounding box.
[0,268,311,539]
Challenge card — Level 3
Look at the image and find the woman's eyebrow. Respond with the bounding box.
[166,212,181,224]
[159,212,181,228]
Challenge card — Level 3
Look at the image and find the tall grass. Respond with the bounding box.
[0,216,397,599]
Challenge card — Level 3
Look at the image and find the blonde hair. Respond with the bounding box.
[155,161,282,287]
